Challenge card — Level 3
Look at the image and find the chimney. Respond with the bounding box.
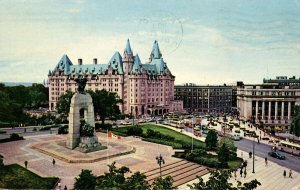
[78,58,82,65]
[93,58,97,64]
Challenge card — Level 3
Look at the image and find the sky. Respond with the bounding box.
[0,0,300,85]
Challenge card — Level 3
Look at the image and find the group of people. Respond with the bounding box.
[283,169,293,178]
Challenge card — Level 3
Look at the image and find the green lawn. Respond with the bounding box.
[0,164,59,189]
[112,124,205,148]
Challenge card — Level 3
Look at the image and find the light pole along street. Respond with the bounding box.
[252,130,256,173]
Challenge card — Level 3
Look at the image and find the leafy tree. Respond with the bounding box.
[205,130,218,149]
[151,176,174,190]
[218,137,237,153]
[56,91,74,119]
[217,144,230,167]
[125,172,149,190]
[74,169,97,190]
[291,105,300,137]
[188,170,261,190]
[88,90,122,124]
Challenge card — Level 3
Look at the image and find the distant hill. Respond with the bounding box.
[1,82,34,86]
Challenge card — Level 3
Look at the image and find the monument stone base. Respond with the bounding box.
[76,136,105,153]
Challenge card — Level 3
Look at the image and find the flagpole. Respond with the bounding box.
[107,128,109,169]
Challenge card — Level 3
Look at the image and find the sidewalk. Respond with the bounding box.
[178,149,300,190]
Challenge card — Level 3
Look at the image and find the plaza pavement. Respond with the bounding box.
[178,149,300,190]
[0,133,180,189]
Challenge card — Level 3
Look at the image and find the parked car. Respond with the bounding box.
[120,121,131,125]
[268,151,286,160]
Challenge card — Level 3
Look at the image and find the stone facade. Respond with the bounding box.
[67,92,96,149]
[237,76,300,128]
[48,40,183,116]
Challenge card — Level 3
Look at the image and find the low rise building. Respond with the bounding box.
[174,83,232,114]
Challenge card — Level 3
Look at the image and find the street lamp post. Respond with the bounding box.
[156,154,165,178]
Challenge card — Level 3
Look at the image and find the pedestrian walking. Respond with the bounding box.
[265,157,268,166]
[24,160,28,168]
[52,158,56,166]
[240,168,243,177]
[234,170,237,180]
[289,170,293,178]
[244,169,247,178]
[283,170,286,178]
[249,151,252,158]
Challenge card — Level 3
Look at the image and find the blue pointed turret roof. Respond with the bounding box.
[108,51,124,74]
[53,54,73,74]
[131,54,142,74]
[150,40,162,59]
[124,39,132,54]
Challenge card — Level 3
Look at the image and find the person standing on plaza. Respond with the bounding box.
[24,160,28,168]
[249,151,252,158]
[289,170,293,178]
[265,157,268,166]
[234,170,237,180]
[283,170,286,178]
[244,169,247,178]
[52,158,56,166]
[240,168,243,177]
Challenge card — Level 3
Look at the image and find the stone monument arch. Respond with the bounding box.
[67,77,101,152]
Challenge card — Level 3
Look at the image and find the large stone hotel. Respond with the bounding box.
[48,40,183,116]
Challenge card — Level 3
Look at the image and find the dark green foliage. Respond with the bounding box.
[291,105,300,137]
[0,164,58,189]
[39,126,51,131]
[95,123,112,131]
[10,133,23,140]
[205,130,218,149]
[56,91,74,119]
[127,125,143,136]
[88,90,122,124]
[80,122,94,137]
[74,170,97,190]
[186,149,222,168]
[0,83,48,124]
[96,162,149,190]
[0,134,24,143]
[151,176,174,190]
[218,144,230,168]
[58,125,68,134]
[146,129,175,141]
[188,170,261,190]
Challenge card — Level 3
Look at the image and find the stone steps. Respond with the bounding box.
[143,159,208,188]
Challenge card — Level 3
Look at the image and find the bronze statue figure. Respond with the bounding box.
[74,77,87,93]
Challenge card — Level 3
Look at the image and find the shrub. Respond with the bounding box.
[39,126,51,131]
[32,127,37,131]
[127,125,143,136]
[10,133,22,140]
[58,125,68,134]
[95,123,112,131]
[80,123,94,137]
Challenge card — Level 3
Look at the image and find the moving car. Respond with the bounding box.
[268,151,286,160]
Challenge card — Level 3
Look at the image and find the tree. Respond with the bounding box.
[217,143,230,167]
[96,162,149,190]
[188,170,261,190]
[205,130,218,149]
[56,91,74,119]
[88,90,122,124]
[151,176,174,190]
[291,105,300,137]
[74,169,97,190]
[218,137,237,153]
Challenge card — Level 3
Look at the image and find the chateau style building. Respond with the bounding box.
[237,76,300,129]
[174,83,232,114]
[48,40,183,116]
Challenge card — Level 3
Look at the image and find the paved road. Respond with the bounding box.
[0,127,58,139]
[235,138,300,173]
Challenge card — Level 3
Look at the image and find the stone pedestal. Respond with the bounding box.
[67,92,96,149]
[77,136,103,153]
